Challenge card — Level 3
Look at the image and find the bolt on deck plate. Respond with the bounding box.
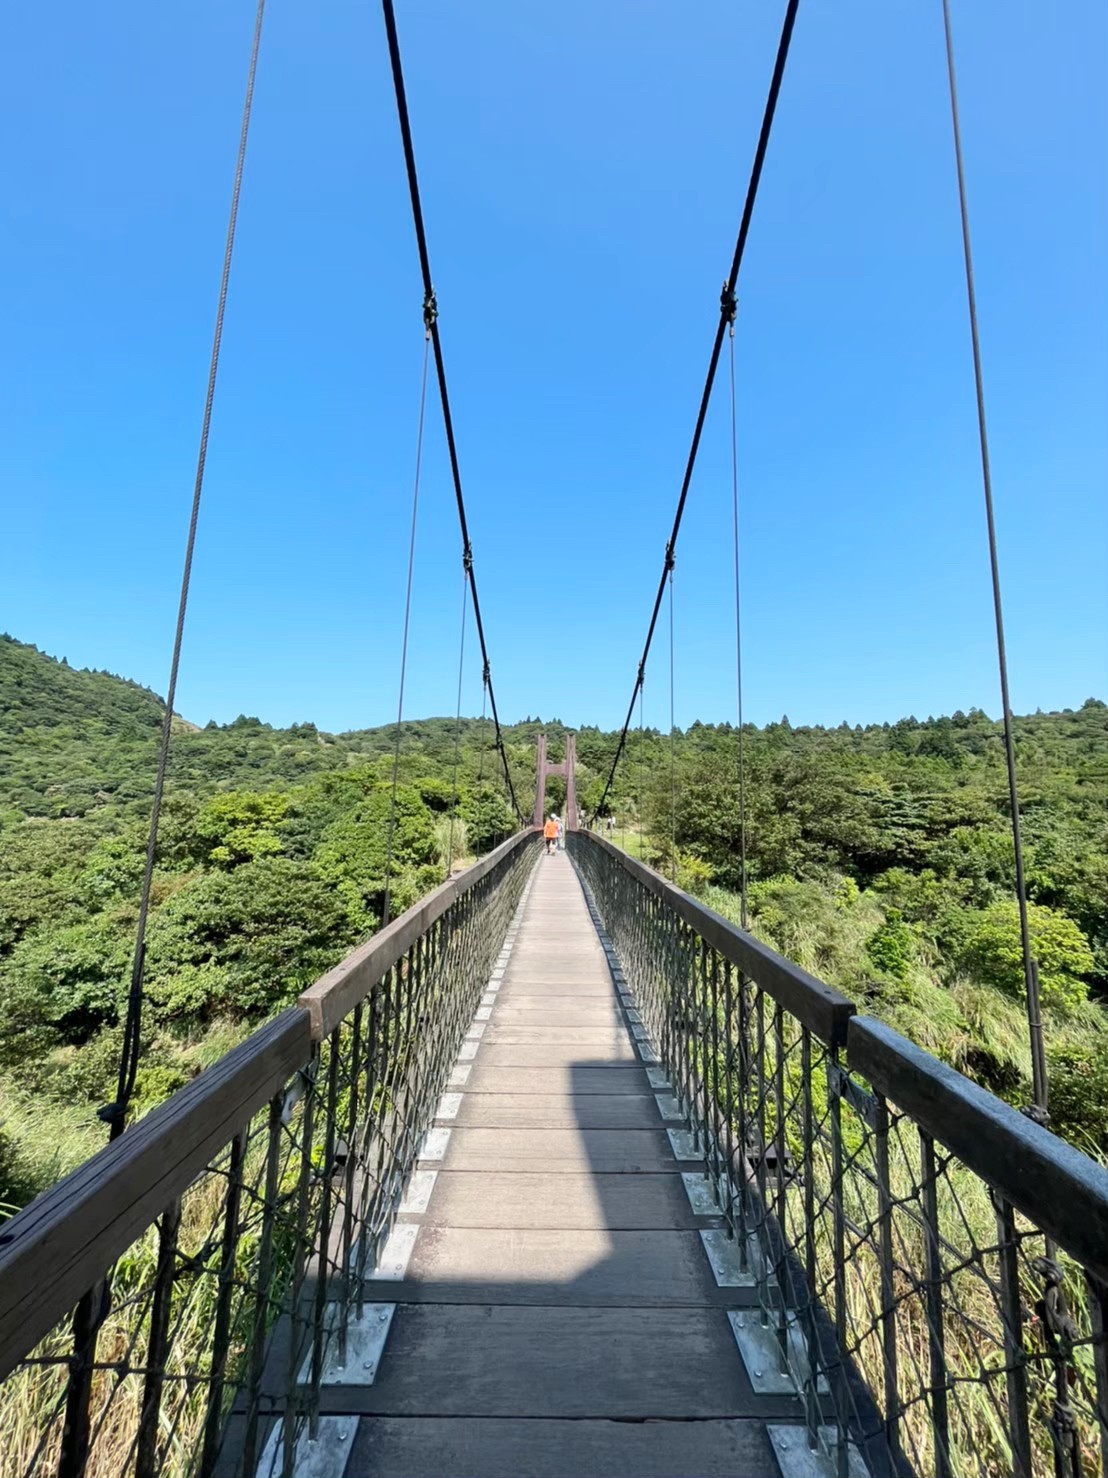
[475,1005,493,1022]
[646,1067,672,1091]
[681,1171,728,1216]
[655,1094,683,1120]
[667,1128,704,1161]
[639,1043,660,1063]
[400,1169,438,1214]
[257,1415,359,1477]
[366,1223,419,1280]
[456,1040,478,1062]
[448,1063,471,1087]
[419,1127,451,1162]
[298,1303,396,1387]
[699,1228,759,1287]
[728,1310,829,1396]
[480,992,497,1008]
[768,1425,869,1478]
[436,1092,462,1121]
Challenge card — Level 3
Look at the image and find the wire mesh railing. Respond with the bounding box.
[0,830,540,1478]
[570,830,1108,1478]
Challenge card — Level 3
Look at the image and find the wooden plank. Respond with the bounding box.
[423,1170,708,1230]
[577,833,855,1047]
[346,1417,779,1478]
[323,1304,763,1418]
[383,1227,725,1307]
[0,1007,311,1381]
[300,830,537,1039]
[220,1416,780,1478]
[450,1093,661,1129]
[848,1016,1108,1285]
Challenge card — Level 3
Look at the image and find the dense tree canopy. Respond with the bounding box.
[0,634,1104,1204]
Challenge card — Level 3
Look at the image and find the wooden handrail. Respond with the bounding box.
[0,1008,311,1382]
[298,829,538,1039]
[576,831,1108,1285]
[0,829,538,1380]
[575,831,855,1048]
[848,1017,1108,1286]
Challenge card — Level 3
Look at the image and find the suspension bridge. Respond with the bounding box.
[1,2,1106,1477]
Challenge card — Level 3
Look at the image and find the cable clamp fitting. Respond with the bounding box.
[720,281,737,326]
[637,661,646,688]
[463,542,473,574]
[423,288,438,337]
[664,541,675,574]
[482,661,491,686]
[1020,1102,1050,1128]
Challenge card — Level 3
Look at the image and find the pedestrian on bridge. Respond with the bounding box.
[543,814,559,855]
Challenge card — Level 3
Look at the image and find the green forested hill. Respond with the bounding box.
[0,633,1105,1207]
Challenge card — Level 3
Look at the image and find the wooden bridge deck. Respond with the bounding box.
[338,851,798,1476]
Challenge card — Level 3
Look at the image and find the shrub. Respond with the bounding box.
[958,901,1094,1012]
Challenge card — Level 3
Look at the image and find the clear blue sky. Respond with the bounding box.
[2,1,1105,734]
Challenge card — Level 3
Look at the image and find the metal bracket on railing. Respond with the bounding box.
[827,1060,878,1131]
[280,1065,314,1125]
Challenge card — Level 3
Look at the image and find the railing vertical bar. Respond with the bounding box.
[282,1050,318,1478]
[722,960,738,1240]
[678,920,693,1134]
[772,1002,789,1377]
[400,936,420,1181]
[199,1133,246,1478]
[355,985,380,1314]
[338,1002,364,1366]
[56,1285,103,1478]
[800,1026,821,1451]
[920,1129,951,1478]
[134,1199,181,1478]
[696,936,710,1161]
[874,1095,901,1468]
[1088,1271,1108,1477]
[242,1093,285,1478]
[708,947,723,1194]
[755,984,770,1327]
[993,1195,1032,1478]
[829,1051,850,1473]
[308,1031,342,1434]
[736,964,750,1263]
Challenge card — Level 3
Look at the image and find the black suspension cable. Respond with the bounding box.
[941,0,1045,1113]
[476,672,489,787]
[103,0,267,1143]
[597,0,800,815]
[637,682,646,860]
[668,565,677,879]
[382,324,432,927]
[728,311,750,930]
[446,554,470,873]
[381,0,524,826]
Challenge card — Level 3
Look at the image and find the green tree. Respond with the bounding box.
[190,791,289,868]
[959,901,1094,1011]
[312,785,437,929]
[145,858,353,1017]
[462,784,514,855]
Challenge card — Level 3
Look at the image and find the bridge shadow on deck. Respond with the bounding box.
[224,854,806,1478]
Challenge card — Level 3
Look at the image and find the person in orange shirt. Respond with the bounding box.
[543,815,559,855]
